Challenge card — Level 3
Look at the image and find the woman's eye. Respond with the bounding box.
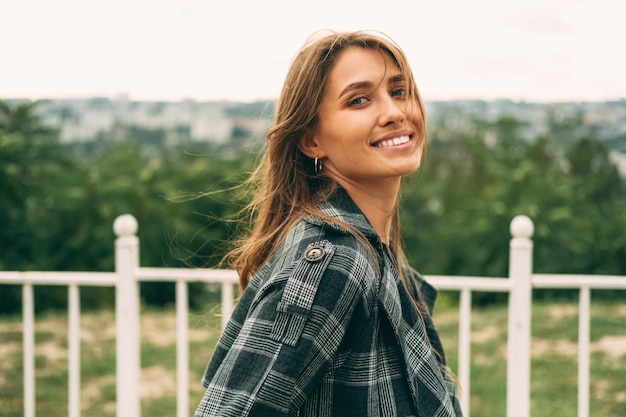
[391,88,406,97]
[348,96,368,106]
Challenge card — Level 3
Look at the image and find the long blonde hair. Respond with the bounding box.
[229,30,427,294]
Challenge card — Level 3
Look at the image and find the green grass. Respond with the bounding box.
[433,294,626,417]
[1,298,625,416]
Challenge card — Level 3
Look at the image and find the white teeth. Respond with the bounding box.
[376,135,410,148]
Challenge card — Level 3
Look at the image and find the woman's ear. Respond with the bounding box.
[298,131,323,159]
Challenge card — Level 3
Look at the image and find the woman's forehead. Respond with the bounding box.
[325,48,402,96]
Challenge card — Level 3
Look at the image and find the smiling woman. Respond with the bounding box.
[299,47,425,236]
[193,30,463,417]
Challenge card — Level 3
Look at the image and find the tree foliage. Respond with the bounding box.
[402,109,626,304]
[1,99,624,313]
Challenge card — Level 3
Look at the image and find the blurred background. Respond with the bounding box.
[1,0,625,311]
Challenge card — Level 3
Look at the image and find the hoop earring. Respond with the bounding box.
[314,157,322,174]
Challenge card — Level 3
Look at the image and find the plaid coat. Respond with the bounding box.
[195,188,463,417]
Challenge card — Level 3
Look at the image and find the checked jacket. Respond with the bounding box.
[194,188,463,417]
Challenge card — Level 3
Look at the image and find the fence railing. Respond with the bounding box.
[1,213,625,417]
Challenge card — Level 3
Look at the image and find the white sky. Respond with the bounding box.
[1,0,625,103]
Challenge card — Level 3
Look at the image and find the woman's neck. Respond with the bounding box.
[336,179,400,245]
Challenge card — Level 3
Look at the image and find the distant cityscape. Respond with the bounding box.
[8,96,626,175]
[29,97,273,146]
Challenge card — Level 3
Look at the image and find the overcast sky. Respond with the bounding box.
[1,0,625,103]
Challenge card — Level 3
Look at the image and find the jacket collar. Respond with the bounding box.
[306,186,381,241]
[307,186,440,307]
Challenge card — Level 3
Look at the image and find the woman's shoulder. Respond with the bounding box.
[277,216,377,261]
[248,218,380,309]
[297,217,380,278]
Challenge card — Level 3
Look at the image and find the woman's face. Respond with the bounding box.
[305,47,424,190]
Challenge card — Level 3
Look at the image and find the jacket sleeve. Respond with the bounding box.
[194,240,375,417]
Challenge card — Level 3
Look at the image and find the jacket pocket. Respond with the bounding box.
[269,240,335,347]
[269,302,311,346]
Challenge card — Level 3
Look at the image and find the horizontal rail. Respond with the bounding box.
[427,275,511,292]
[135,267,239,283]
[4,271,625,290]
[0,271,117,286]
[0,269,240,286]
[533,274,626,289]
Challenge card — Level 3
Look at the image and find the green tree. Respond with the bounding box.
[0,100,83,312]
[401,110,626,306]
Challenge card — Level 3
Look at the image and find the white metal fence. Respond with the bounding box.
[1,213,625,417]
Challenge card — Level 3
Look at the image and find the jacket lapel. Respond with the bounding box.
[378,265,458,417]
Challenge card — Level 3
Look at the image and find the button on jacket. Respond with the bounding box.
[195,188,463,417]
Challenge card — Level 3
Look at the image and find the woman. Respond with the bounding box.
[194,30,463,417]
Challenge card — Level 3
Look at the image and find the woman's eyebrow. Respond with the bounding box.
[337,81,373,99]
[388,74,405,85]
[337,74,405,99]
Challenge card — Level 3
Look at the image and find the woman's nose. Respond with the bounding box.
[378,96,405,126]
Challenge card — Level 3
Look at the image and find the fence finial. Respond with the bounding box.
[510,215,534,239]
[113,214,138,237]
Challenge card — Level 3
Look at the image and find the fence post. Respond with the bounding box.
[506,215,534,417]
[22,283,35,417]
[114,214,141,417]
[221,283,234,331]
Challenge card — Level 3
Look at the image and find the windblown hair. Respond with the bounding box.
[228,30,427,295]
